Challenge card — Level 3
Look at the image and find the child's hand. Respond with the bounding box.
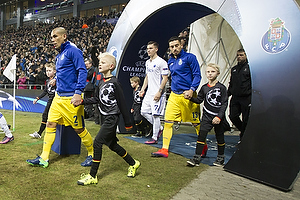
[130,109,134,113]
[183,89,193,99]
[139,90,145,97]
[33,99,38,104]
[49,78,56,86]
[212,117,221,124]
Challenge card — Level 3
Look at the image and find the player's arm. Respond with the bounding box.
[188,54,201,93]
[216,85,228,120]
[189,85,204,104]
[139,75,148,97]
[154,74,168,102]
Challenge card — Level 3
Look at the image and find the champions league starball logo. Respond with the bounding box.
[134,91,142,104]
[261,17,291,54]
[138,45,149,60]
[100,83,116,106]
[206,88,222,108]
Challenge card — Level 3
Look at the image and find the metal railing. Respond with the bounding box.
[0,84,46,90]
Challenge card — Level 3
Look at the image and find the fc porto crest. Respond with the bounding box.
[261,18,291,54]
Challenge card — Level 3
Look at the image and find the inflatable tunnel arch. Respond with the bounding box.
[107,0,300,191]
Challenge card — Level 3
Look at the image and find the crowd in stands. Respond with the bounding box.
[0,9,190,90]
[0,11,121,89]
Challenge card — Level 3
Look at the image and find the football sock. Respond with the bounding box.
[40,127,56,161]
[122,152,135,166]
[162,121,173,150]
[90,159,101,178]
[78,128,94,156]
[195,141,205,155]
[152,116,161,140]
[110,142,135,166]
[217,143,225,155]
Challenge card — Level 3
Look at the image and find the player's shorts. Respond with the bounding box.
[141,94,166,116]
[164,91,200,123]
[47,94,85,129]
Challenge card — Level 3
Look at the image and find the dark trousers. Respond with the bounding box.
[42,98,53,123]
[90,114,135,177]
[196,119,226,156]
[229,95,251,139]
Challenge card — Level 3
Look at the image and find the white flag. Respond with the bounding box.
[3,54,16,82]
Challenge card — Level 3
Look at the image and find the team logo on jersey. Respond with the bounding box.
[60,54,65,60]
[100,83,116,106]
[206,88,222,108]
[134,91,142,104]
[138,45,150,60]
[261,18,291,54]
[178,59,182,65]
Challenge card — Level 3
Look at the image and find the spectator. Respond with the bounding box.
[0,14,121,88]
[27,68,36,85]
[17,71,27,89]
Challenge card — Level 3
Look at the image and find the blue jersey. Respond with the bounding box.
[168,49,201,93]
[55,41,87,96]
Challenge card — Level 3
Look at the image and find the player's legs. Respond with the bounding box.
[38,98,53,136]
[40,122,57,161]
[152,93,179,157]
[0,112,13,138]
[213,124,226,166]
[151,96,165,141]
[192,122,207,157]
[187,121,211,167]
[240,95,251,139]
[39,96,61,161]
[56,97,94,157]
[229,96,243,135]
[195,121,212,156]
[214,123,226,155]
[145,96,165,143]
[180,93,206,155]
[27,98,59,167]
[141,97,154,124]
[0,112,14,144]
[162,92,181,149]
[180,92,200,124]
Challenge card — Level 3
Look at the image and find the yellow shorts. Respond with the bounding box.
[164,92,200,123]
[47,94,85,129]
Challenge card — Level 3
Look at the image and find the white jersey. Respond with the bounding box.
[145,56,169,96]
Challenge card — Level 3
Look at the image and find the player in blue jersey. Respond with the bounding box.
[152,36,207,158]
[26,27,94,168]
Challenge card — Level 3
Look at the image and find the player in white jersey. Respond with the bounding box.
[140,41,169,144]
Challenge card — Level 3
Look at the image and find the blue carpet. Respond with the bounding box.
[124,133,239,166]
